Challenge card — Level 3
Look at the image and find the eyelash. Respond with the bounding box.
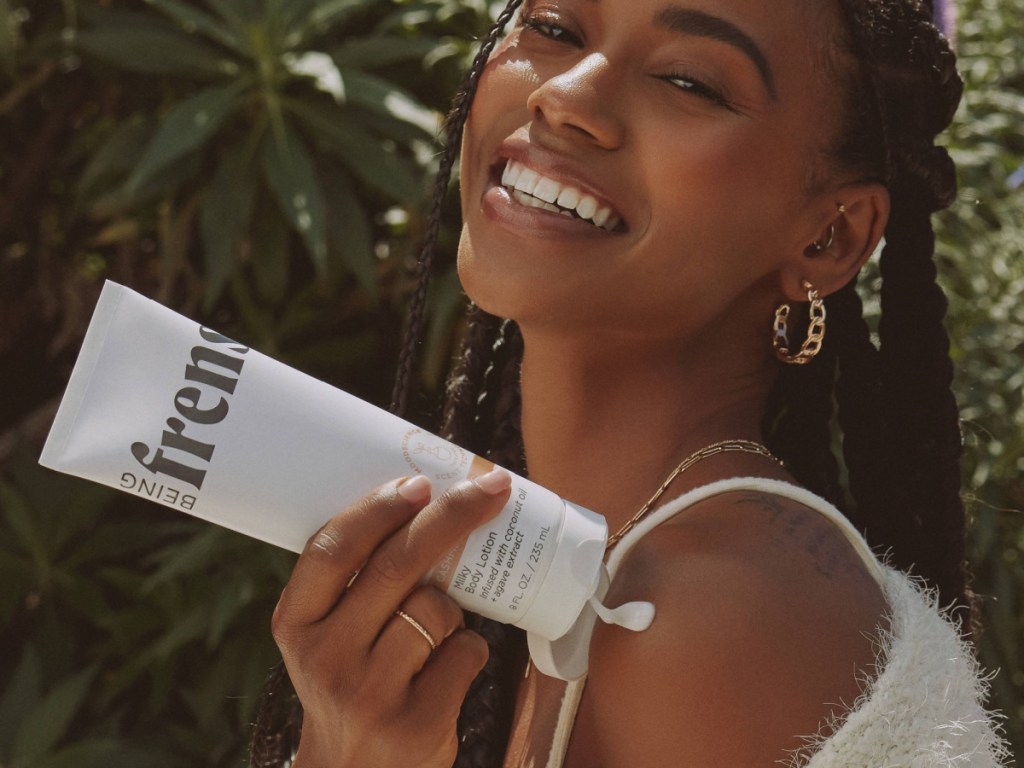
[520,15,733,110]
[660,73,731,109]
[521,16,581,45]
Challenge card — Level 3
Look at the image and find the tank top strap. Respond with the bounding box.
[605,476,888,587]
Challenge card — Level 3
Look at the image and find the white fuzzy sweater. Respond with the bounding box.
[786,564,1010,767]
[543,478,1011,768]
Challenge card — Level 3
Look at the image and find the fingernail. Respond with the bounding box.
[473,468,512,496]
[397,475,431,504]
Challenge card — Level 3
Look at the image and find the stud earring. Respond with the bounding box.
[773,280,826,365]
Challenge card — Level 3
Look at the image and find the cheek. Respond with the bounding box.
[466,42,542,135]
[460,54,538,207]
[640,123,806,262]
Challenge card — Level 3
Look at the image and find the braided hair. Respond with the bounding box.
[250,1,969,765]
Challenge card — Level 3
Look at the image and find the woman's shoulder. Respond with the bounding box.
[607,486,890,641]
[574,489,889,766]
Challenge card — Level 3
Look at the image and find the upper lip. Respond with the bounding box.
[492,139,628,231]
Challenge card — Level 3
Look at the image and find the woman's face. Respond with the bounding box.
[458,0,845,343]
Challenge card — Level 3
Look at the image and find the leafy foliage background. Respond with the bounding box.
[0,0,1020,765]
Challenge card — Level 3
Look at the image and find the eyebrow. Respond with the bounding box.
[654,7,778,100]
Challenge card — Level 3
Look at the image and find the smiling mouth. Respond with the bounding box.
[500,160,624,232]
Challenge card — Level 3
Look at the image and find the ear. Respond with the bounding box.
[779,182,890,302]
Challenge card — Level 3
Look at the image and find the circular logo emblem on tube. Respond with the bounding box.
[401,429,469,481]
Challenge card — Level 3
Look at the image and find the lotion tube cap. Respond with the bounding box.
[515,500,606,641]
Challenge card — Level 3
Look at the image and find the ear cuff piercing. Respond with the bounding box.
[808,203,847,254]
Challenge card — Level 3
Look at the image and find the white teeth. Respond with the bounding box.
[533,177,560,204]
[516,167,540,195]
[501,160,621,231]
[513,189,560,213]
[576,195,598,221]
[504,161,522,187]
[556,187,580,210]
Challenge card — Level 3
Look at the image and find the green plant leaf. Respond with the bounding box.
[330,35,443,69]
[201,0,254,40]
[74,12,239,77]
[142,0,247,56]
[200,141,260,310]
[249,195,292,304]
[125,80,245,194]
[0,0,26,77]
[0,550,32,624]
[282,50,345,102]
[322,170,376,298]
[286,99,424,202]
[0,646,42,756]
[423,265,468,390]
[205,582,251,648]
[89,152,204,217]
[10,666,98,768]
[25,739,120,768]
[307,0,377,31]
[346,105,437,144]
[283,0,371,48]
[260,122,328,275]
[142,528,230,591]
[0,483,47,568]
[269,0,322,43]
[336,66,439,137]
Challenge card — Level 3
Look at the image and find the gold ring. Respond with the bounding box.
[395,610,436,651]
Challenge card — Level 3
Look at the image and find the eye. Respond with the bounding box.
[661,74,732,110]
[521,15,583,47]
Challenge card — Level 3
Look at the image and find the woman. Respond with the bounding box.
[252,0,1009,765]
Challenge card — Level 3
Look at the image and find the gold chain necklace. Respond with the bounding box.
[524,439,781,680]
[605,439,782,550]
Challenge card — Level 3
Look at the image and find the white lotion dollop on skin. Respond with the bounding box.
[589,594,656,632]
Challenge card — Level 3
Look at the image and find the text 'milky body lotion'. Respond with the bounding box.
[39,282,652,680]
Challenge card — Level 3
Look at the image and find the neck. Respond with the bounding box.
[517,327,781,532]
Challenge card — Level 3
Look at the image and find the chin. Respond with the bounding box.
[457,250,516,321]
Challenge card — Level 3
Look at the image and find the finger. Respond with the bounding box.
[344,469,512,632]
[273,476,433,634]
[373,586,465,681]
[412,629,490,721]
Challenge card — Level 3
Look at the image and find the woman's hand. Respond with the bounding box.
[272,470,512,768]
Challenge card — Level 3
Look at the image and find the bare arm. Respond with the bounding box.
[570,492,888,767]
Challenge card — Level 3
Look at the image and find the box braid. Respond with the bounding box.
[769,0,972,619]
[821,0,968,610]
[763,339,844,510]
[389,0,526,417]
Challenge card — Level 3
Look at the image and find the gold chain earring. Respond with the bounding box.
[773,280,826,365]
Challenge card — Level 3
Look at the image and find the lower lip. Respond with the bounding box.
[481,179,623,241]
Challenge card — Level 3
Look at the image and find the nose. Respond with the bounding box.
[527,54,625,149]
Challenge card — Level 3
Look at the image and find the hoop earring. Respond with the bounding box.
[773,281,826,365]
[807,223,836,254]
[806,204,846,255]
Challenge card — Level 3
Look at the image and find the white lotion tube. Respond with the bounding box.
[40,282,651,678]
